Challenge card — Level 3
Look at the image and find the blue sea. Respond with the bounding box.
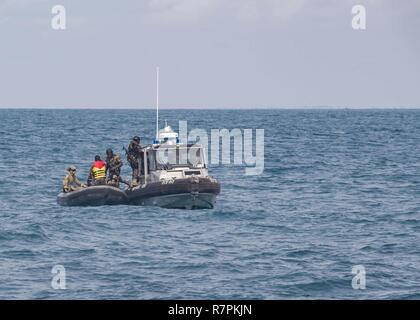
[0,109,419,299]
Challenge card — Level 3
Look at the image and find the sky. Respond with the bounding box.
[0,0,419,108]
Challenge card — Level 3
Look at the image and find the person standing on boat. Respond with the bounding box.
[126,136,143,187]
[106,148,129,188]
[63,166,86,193]
[106,148,123,180]
[88,155,107,186]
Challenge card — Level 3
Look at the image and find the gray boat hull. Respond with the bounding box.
[139,193,217,209]
[57,178,220,209]
[126,178,221,209]
[57,185,128,206]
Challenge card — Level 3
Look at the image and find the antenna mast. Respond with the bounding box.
[156,67,160,141]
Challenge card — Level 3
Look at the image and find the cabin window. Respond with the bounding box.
[154,146,206,169]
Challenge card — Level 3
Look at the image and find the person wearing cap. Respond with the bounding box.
[62,166,85,193]
[126,136,143,187]
[88,155,107,186]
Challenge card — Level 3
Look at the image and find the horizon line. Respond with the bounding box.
[1,106,420,110]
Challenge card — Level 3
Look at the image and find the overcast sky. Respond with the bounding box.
[0,0,419,108]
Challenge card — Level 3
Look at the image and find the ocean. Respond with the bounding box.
[0,109,419,299]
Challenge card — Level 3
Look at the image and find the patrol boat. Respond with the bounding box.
[57,68,220,209]
[125,122,221,209]
[57,123,221,209]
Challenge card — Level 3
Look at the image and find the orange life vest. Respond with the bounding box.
[92,160,106,180]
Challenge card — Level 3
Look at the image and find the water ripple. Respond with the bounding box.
[0,109,420,299]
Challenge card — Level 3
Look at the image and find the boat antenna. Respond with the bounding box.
[156,66,160,141]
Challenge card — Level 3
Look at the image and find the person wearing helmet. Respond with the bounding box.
[62,166,86,193]
[88,155,107,186]
[126,136,143,187]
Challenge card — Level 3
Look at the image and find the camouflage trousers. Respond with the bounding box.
[128,164,139,186]
[129,160,143,186]
[107,173,130,188]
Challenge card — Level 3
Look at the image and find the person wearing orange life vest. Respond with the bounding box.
[88,155,107,186]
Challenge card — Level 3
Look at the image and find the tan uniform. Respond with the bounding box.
[63,173,83,193]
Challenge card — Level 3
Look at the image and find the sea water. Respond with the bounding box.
[0,109,419,299]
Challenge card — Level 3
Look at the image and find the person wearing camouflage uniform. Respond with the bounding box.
[126,136,143,187]
[106,148,129,188]
[106,148,123,179]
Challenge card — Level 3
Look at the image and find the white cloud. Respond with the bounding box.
[237,0,259,21]
[146,0,221,23]
[145,0,306,24]
[258,0,305,20]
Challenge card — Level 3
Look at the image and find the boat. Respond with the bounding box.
[126,122,221,209]
[57,68,220,209]
[56,124,221,209]
[57,185,128,207]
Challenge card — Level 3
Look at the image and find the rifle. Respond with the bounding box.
[123,146,137,163]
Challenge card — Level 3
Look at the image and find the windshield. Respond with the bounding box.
[152,146,206,170]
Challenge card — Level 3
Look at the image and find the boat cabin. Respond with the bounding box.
[138,123,209,185]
